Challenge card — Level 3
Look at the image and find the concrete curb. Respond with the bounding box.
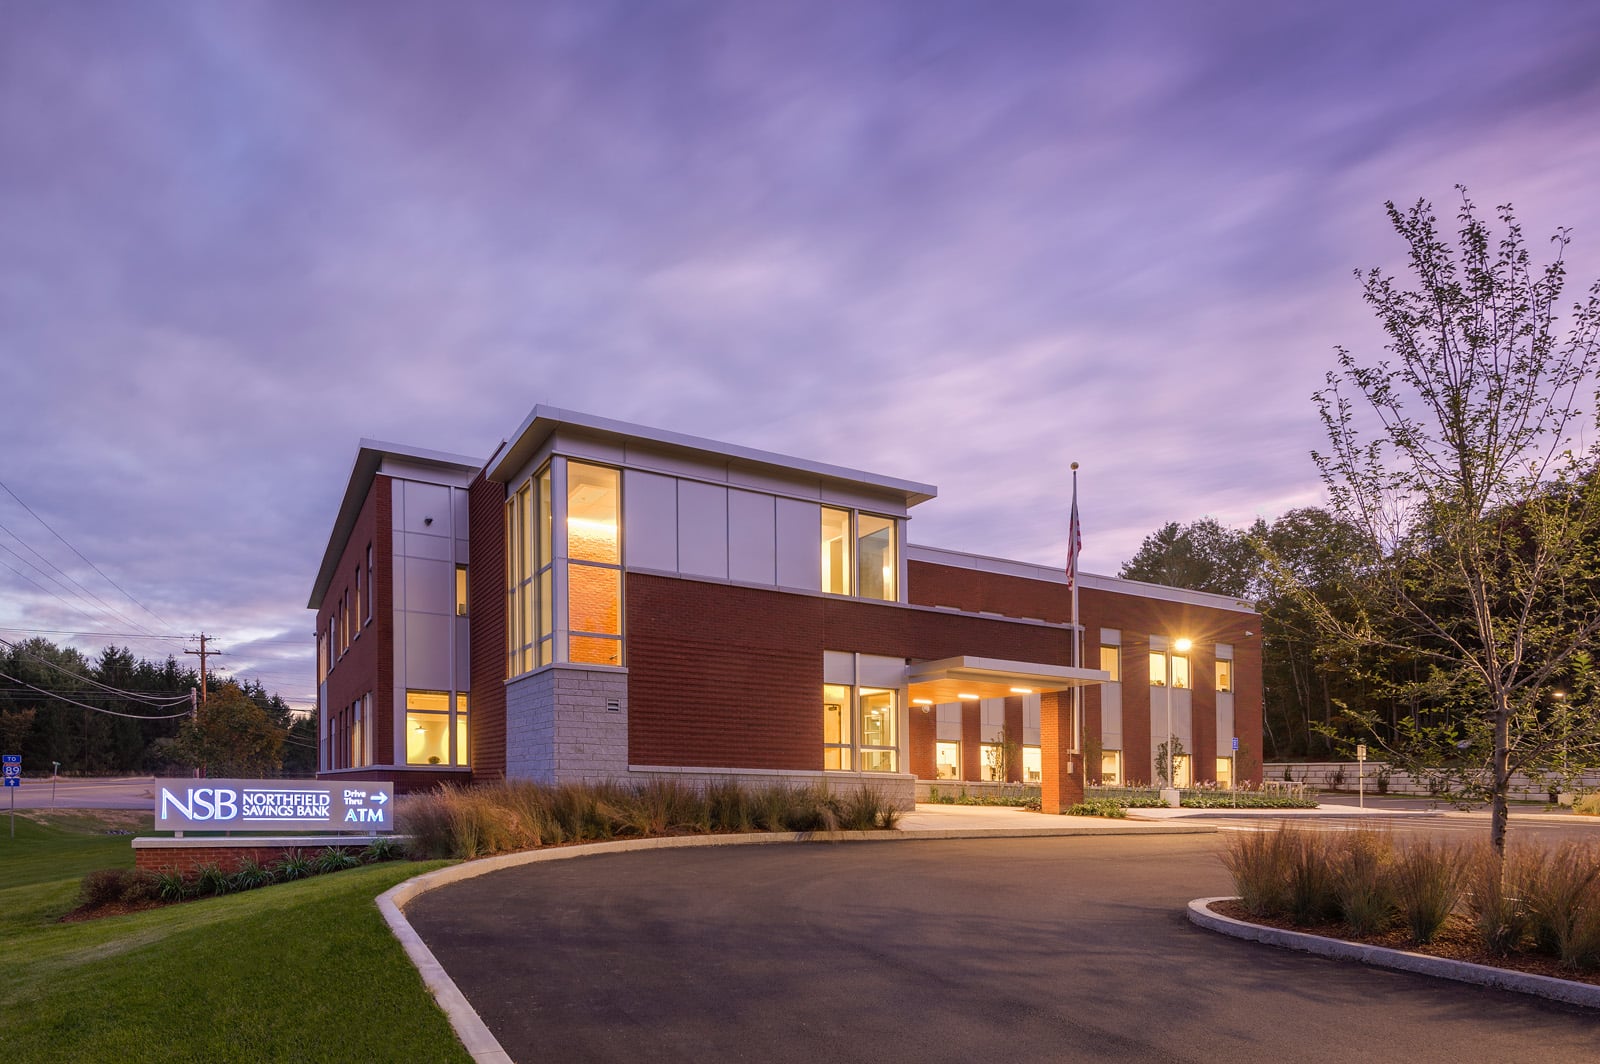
[1187,896,1600,1010]
[378,826,1220,1063]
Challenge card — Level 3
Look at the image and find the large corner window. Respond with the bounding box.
[820,507,898,602]
[406,689,470,766]
[823,685,898,772]
[567,462,622,665]
[507,467,555,677]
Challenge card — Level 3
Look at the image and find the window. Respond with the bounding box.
[506,467,555,676]
[366,544,374,622]
[456,565,468,617]
[980,743,1004,781]
[568,462,622,666]
[823,685,898,772]
[406,690,451,765]
[1216,658,1233,693]
[821,507,851,595]
[1100,644,1120,682]
[823,685,851,770]
[1149,650,1189,689]
[857,513,896,601]
[1023,746,1042,783]
[1215,757,1233,788]
[1173,754,1192,787]
[1100,750,1122,785]
[821,507,898,602]
[354,565,361,633]
[935,741,960,780]
[456,693,470,765]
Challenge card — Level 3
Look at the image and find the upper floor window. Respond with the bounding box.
[1149,650,1190,689]
[1100,644,1120,682]
[456,564,468,616]
[1216,658,1233,693]
[820,506,897,602]
[567,462,621,665]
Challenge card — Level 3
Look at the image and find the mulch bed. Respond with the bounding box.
[1211,899,1600,987]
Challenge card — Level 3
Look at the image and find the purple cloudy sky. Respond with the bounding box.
[3,1,1599,710]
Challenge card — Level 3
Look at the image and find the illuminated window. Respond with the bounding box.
[1215,757,1232,788]
[980,743,1004,781]
[1100,750,1122,785]
[456,565,468,617]
[823,685,851,770]
[1174,754,1192,787]
[405,690,469,767]
[1216,658,1233,693]
[1023,746,1042,783]
[568,462,622,665]
[1149,650,1190,689]
[354,566,361,634]
[1100,644,1120,682]
[935,741,960,780]
[857,514,896,601]
[506,466,556,676]
[859,688,897,771]
[821,507,851,595]
[366,544,374,622]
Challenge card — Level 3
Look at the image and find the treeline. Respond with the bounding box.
[0,638,315,777]
[1120,509,1456,761]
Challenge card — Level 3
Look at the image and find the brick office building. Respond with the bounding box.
[309,407,1261,810]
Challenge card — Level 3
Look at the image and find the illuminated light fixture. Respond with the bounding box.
[957,692,979,700]
[1010,687,1033,694]
[1174,637,1193,653]
[912,698,933,705]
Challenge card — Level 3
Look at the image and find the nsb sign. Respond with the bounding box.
[156,779,395,832]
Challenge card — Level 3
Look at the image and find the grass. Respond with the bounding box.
[0,810,468,1064]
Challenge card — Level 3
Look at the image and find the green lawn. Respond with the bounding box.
[0,812,471,1064]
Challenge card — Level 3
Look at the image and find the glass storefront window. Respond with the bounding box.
[823,684,851,770]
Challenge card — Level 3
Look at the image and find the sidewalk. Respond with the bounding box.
[898,803,1213,835]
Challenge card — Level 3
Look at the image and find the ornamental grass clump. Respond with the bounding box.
[1463,843,1538,956]
[1331,829,1395,936]
[1220,825,1297,918]
[1524,840,1600,969]
[1390,838,1463,945]
[1285,830,1340,926]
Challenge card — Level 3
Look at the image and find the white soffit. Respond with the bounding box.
[906,655,1110,704]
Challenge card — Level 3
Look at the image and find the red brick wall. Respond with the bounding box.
[134,842,372,875]
[908,700,936,779]
[468,471,508,780]
[317,476,393,774]
[625,574,1081,771]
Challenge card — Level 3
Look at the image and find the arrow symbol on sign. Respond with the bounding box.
[372,792,389,805]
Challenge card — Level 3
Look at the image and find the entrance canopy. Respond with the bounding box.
[905,655,1109,704]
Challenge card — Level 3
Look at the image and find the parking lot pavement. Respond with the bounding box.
[3,776,157,810]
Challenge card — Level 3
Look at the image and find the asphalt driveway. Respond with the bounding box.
[406,835,1600,1063]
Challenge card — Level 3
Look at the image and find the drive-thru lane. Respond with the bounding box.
[405,835,1600,1063]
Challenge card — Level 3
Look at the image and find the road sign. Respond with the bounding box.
[1231,736,1239,752]
[3,778,16,788]
[2,754,19,786]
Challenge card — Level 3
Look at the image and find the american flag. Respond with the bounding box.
[1066,474,1081,590]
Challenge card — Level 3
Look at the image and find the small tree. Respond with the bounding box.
[1155,736,1187,789]
[173,682,285,777]
[1288,188,1600,855]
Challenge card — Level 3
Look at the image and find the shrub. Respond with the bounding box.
[1390,839,1463,944]
[1220,826,1296,918]
[79,868,138,909]
[1066,798,1127,818]
[1332,829,1395,936]
[1572,792,1600,816]
[230,857,277,892]
[275,851,314,881]
[313,847,361,875]
[120,870,163,905]
[154,869,191,902]
[1524,841,1600,968]
[193,863,233,897]
[361,837,406,863]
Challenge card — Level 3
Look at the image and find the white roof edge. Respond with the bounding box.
[308,440,484,608]
[906,543,1258,614]
[487,405,938,506]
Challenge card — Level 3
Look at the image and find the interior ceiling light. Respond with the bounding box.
[1010,687,1033,694]
[957,692,979,700]
[911,698,933,705]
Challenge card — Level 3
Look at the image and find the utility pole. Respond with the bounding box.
[184,634,224,703]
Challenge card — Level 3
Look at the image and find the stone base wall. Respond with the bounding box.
[506,664,629,784]
[1265,761,1600,800]
[628,765,917,811]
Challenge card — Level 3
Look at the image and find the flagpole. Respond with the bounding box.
[1070,463,1083,761]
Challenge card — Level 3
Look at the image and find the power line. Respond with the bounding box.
[0,637,192,705]
[0,668,195,720]
[0,476,177,633]
[0,519,176,648]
